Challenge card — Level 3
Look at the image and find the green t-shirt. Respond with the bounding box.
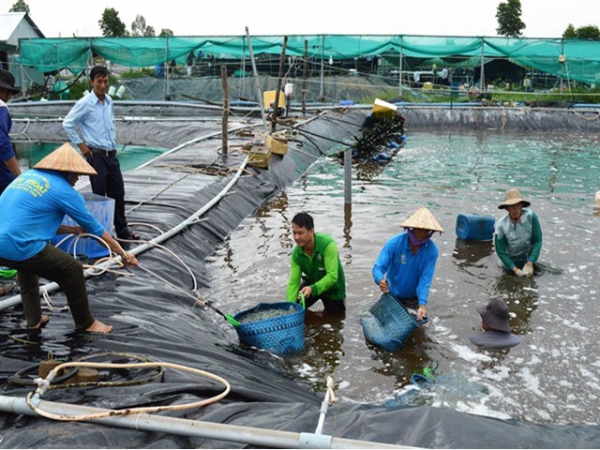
[286,232,346,302]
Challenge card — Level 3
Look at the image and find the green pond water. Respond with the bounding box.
[207,130,600,425]
[13,142,168,172]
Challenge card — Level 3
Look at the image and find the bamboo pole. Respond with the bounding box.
[221,65,229,155]
[302,40,308,116]
[272,36,289,131]
[245,26,269,132]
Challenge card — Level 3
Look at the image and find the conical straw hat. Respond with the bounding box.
[34,143,97,176]
[498,188,530,209]
[401,207,444,233]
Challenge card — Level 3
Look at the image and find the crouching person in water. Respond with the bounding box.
[468,296,522,349]
[372,207,443,321]
[286,212,346,313]
[0,143,138,333]
[495,188,542,278]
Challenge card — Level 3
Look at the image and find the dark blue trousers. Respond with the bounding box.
[87,149,128,235]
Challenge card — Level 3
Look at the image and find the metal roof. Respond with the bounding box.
[0,12,44,47]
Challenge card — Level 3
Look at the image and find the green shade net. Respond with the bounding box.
[17,35,600,84]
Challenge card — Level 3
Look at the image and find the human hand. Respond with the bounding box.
[121,251,138,267]
[79,143,92,157]
[379,279,389,293]
[417,305,427,321]
[522,263,534,278]
[299,286,312,300]
[513,267,526,277]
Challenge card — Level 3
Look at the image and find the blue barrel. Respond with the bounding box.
[456,213,495,241]
[52,193,115,259]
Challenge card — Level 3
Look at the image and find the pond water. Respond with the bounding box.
[207,130,600,425]
[13,142,168,172]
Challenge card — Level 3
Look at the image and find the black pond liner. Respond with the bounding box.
[1,109,599,448]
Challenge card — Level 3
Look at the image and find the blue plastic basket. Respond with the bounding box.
[360,293,427,352]
[232,302,305,354]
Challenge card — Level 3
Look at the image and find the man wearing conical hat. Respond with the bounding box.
[0,69,22,196]
[0,143,138,333]
[372,207,443,321]
[495,188,542,278]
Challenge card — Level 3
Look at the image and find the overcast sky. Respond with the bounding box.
[3,0,599,38]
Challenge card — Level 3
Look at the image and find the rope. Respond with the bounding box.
[571,109,600,121]
[26,358,229,421]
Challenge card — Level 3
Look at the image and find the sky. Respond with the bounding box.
[2,0,599,38]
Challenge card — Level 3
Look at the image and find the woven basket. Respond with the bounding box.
[360,293,427,352]
[232,302,305,354]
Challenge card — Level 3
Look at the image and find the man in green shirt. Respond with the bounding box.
[286,212,346,313]
[495,188,543,278]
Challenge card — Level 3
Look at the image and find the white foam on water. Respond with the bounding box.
[453,399,512,420]
[517,367,544,396]
[450,343,493,362]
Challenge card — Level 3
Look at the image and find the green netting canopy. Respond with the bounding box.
[16,34,600,84]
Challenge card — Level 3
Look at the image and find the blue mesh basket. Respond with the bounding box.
[360,293,428,352]
[232,302,305,354]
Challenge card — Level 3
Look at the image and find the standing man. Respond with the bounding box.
[495,188,542,278]
[0,143,138,333]
[0,69,22,196]
[286,212,346,313]
[63,65,139,240]
[372,207,444,321]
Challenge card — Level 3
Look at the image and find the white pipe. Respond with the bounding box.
[0,152,251,312]
[0,395,407,449]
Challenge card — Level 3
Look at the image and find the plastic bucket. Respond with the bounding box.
[52,193,115,259]
[455,213,495,241]
[232,302,305,354]
[360,293,427,352]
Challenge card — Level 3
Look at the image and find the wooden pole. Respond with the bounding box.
[221,65,229,155]
[302,40,308,116]
[272,36,288,131]
[245,26,269,133]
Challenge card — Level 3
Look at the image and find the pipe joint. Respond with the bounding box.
[299,432,333,449]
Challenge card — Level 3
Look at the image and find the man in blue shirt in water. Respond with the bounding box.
[63,65,139,241]
[0,69,22,196]
[0,143,138,333]
[372,207,443,321]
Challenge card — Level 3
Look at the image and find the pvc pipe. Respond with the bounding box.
[0,151,251,312]
[0,395,407,449]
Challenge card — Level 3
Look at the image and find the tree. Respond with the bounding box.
[575,25,600,40]
[159,29,174,37]
[99,8,128,37]
[496,0,526,38]
[562,24,600,40]
[9,0,30,13]
[563,24,577,39]
[131,15,155,37]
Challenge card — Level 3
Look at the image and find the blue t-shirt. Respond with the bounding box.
[0,101,16,190]
[0,169,105,261]
[372,232,439,305]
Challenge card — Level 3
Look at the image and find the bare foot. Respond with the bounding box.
[29,315,49,329]
[85,319,113,334]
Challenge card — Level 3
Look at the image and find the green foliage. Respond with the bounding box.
[119,68,154,79]
[99,8,128,37]
[9,0,29,13]
[159,29,174,37]
[562,24,600,40]
[496,0,526,38]
[131,15,155,37]
[563,24,577,38]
